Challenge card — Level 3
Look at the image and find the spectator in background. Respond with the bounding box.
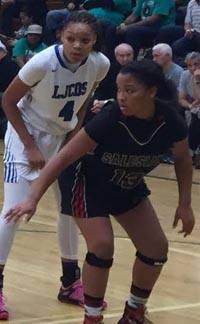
[152,43,183,88]
[12,24,47,68]
[154,0,189,49]
[6,5,33,47]
[91,43,134,115]
[83,0,132,26]
[178,51,200,167]
[0,0,47,37]
[44,0,85,46]
[65,0,84,10]
[83,0,132,59]
[175,0,190,25]
[95,43,134,99]
[152,43,184,164]
[105,0,176,61]
[172,0,200,59]
[0,40,19,138]
[44,7,69,46]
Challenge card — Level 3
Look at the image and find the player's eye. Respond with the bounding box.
[66,36,75,43]
[81,38,91,45]
[126,88,134,94]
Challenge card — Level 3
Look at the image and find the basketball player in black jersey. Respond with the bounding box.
[5,60,195,324]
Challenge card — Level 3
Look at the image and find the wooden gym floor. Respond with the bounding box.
[0,139,200,324]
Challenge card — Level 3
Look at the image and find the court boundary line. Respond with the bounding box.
[10,301,200,324]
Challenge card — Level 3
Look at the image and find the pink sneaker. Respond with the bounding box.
[83,314,104,324]
[58,279,84,306]
[58,279,107,310]
[0,289,9,320]
[118,302,153,324]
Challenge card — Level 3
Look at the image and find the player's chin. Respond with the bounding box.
[69,53,84,63]
[119,106,132,116]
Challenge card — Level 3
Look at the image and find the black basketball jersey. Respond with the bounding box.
[83,101,188,193]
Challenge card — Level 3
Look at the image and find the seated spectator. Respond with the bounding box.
[44,1,85,45]
[0,40,19,138]
[105,0,176,61]
[178,51,200,167]
[7,5,33,47]
[12,24,47,68]
[83,0,132,26]
[155,0,190,46]
[83,0,132,58]
[175,0,190,25]
[172,0,200,58]
[65,0,84,10]
[152,43,184,164]
[44,7,69,46]
[94,43,134,100]
[14,5,33,38]
[152,43,183,88]
[0,0,47,37]
[91,43,134,115]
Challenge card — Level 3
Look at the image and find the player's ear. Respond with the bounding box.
[149,86,157,99]
[92,38,97,45]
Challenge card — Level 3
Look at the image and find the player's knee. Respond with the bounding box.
[155,235,169,258]
[148,234,169,259]
[86,252,113,269]
[90,237,114,259]
[136,251,168,266]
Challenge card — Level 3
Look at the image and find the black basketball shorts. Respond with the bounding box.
[58,162,151,218]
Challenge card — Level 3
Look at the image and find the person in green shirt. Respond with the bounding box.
[83,0,132,26]
[105,0,176,60]
[12,24,47,68]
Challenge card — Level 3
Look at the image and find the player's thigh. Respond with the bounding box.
[1,177,32,215]
[115,198,168,258]
[75,217,114,258]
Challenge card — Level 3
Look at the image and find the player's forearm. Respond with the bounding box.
[65,104,87,143]
[65,84,97,143]
[30,150,68,204]
[174,155,193,207]
[30,128,97,203]
[2,93,35,149]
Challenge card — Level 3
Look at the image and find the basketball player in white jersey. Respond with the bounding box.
[0,11,110,320]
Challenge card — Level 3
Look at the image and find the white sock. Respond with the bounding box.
[128,293,148,308]
[85,305,102,317]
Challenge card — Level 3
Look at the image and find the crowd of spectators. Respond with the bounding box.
[0,0,200,167]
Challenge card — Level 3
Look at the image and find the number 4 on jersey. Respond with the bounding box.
[59,100,75,121]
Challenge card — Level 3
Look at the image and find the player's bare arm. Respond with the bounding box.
[5,128,97,222]
[2,76,46,169]
[172,139,195,236]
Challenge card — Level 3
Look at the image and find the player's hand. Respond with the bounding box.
[25,145,46,169]
[91,100,104,113]
[4,197,37,223]
[173,205,195,237]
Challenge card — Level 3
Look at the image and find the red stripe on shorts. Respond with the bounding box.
[72,176,86,218]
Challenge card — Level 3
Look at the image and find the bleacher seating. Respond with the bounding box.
[46,1,64,10]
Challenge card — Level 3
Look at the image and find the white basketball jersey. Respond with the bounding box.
[17,45,110,135]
